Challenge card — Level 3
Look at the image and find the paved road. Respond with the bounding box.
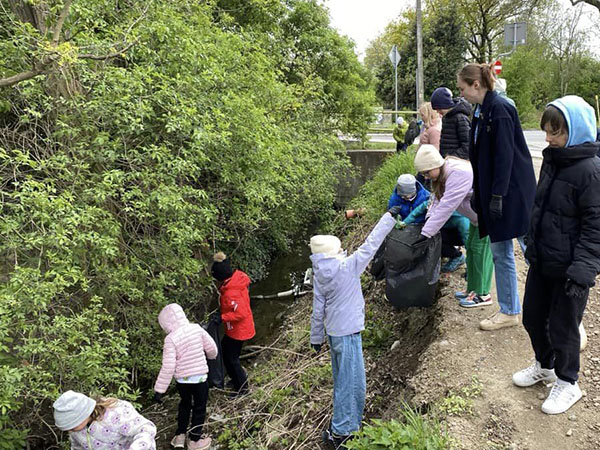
[367,130,547,175]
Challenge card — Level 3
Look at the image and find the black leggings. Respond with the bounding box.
[222,334,248,392]
[176,381,209,440]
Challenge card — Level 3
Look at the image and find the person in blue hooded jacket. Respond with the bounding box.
[387,174,429,222]
[309,207,400,448]
[512,96,600,416]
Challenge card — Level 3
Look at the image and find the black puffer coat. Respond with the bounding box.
[440,98,472,160]
[525,142,600,287]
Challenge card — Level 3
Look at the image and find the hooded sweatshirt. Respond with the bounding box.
[219,270,255,341]
[525,96,600,286]
[154,304,218,393]
[310,213,396,344]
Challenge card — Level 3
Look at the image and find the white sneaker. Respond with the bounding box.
[541,379,582,414]
[170,434,186,448]
[512,361,557,387]
[580,322,587,352]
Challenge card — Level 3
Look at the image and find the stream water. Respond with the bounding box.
[247,233,313,346]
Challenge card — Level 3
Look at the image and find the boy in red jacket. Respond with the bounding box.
[211,252,255,395]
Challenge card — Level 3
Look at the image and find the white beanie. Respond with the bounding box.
[414,144,445,172]
[310,235,341,256]
[396,117,405,125]
[53,391,96,431]
[396,174,417,196]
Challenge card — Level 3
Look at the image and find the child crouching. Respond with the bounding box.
[53,390,156,449]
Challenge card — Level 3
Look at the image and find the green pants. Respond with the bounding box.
[466,224,493,295]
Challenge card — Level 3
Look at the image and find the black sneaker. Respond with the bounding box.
[322,428,349,449]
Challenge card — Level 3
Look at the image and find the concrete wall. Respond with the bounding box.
[335,149,395,206]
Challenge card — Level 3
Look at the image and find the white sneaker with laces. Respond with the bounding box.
[541,379,582,415]
[512,361,557,387]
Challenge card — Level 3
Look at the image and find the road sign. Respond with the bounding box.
[493,60,502,75]
[504,22,527,47]
[388,45,401,67]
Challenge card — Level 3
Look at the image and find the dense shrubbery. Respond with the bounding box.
[0,0,374,446]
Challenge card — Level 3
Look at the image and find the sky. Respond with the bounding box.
[323,0,600,61]
[321,0,411,60]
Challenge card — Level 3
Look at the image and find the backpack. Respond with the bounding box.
[404,120,420,146]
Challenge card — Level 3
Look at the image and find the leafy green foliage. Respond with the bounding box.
[439,375,482,416]
[345,405,453,450]
[0,0,374,446]
[371,2,468,109]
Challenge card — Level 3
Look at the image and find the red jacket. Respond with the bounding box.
[219,270,255,341]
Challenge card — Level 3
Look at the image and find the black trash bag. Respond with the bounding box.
[203,316,225,389]
[384,224,441,309]
[369,242,387,281]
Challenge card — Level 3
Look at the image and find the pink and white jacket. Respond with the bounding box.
[69,400,156,450]
[154,304,218,393]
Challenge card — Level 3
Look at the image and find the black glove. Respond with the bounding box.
[489,195,503,221]
[311,343,322,353]
[388,205,402,218]
[565,279,587,299]
[153,392,163,404]
[414,234,428,245]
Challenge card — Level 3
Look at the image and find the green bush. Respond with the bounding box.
[0,0,375,446]
[346,405,453,450]
[349,149,417,220]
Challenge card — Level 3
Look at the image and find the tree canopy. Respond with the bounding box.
[0,0,374,447]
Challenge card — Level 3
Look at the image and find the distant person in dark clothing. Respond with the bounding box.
[404,114,421,149]
[431,87,472,160]
[513,95,600,415]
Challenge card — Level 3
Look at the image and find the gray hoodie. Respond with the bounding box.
[310,213,396,344]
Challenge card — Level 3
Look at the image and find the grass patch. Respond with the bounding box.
[346,404,455,450]
[439,375,482,416]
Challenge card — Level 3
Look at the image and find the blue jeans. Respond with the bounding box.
[328,333,365,436]
[490,237,525,315]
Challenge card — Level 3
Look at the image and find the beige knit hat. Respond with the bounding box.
[414,145,445,172]
[310,235,341,256]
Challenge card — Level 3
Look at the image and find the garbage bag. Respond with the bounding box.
[203,317,225,389]
[384,224,441,308]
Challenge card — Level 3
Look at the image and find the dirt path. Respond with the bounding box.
[410,248,600,449]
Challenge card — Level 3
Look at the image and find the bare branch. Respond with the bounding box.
[0,69,42,88]
[51,0,73,46]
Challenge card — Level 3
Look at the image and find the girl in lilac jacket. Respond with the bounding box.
[154,304,218,450]
[53,390,156,450]
[414,145,494,307]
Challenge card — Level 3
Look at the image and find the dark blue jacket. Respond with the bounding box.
[387,181,429,223]
[469,91,536,242]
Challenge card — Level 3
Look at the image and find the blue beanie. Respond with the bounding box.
[431,87,455,110]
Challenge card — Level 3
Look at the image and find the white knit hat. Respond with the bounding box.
[414,144,445,172]
[396,174,417,196]
[310,235,341,256]
[53,391,96,431]
[396,117,405,125]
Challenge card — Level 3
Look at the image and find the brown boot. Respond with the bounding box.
[479,311,520,331]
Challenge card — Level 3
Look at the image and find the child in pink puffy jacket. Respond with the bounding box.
[153,303,218,450]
